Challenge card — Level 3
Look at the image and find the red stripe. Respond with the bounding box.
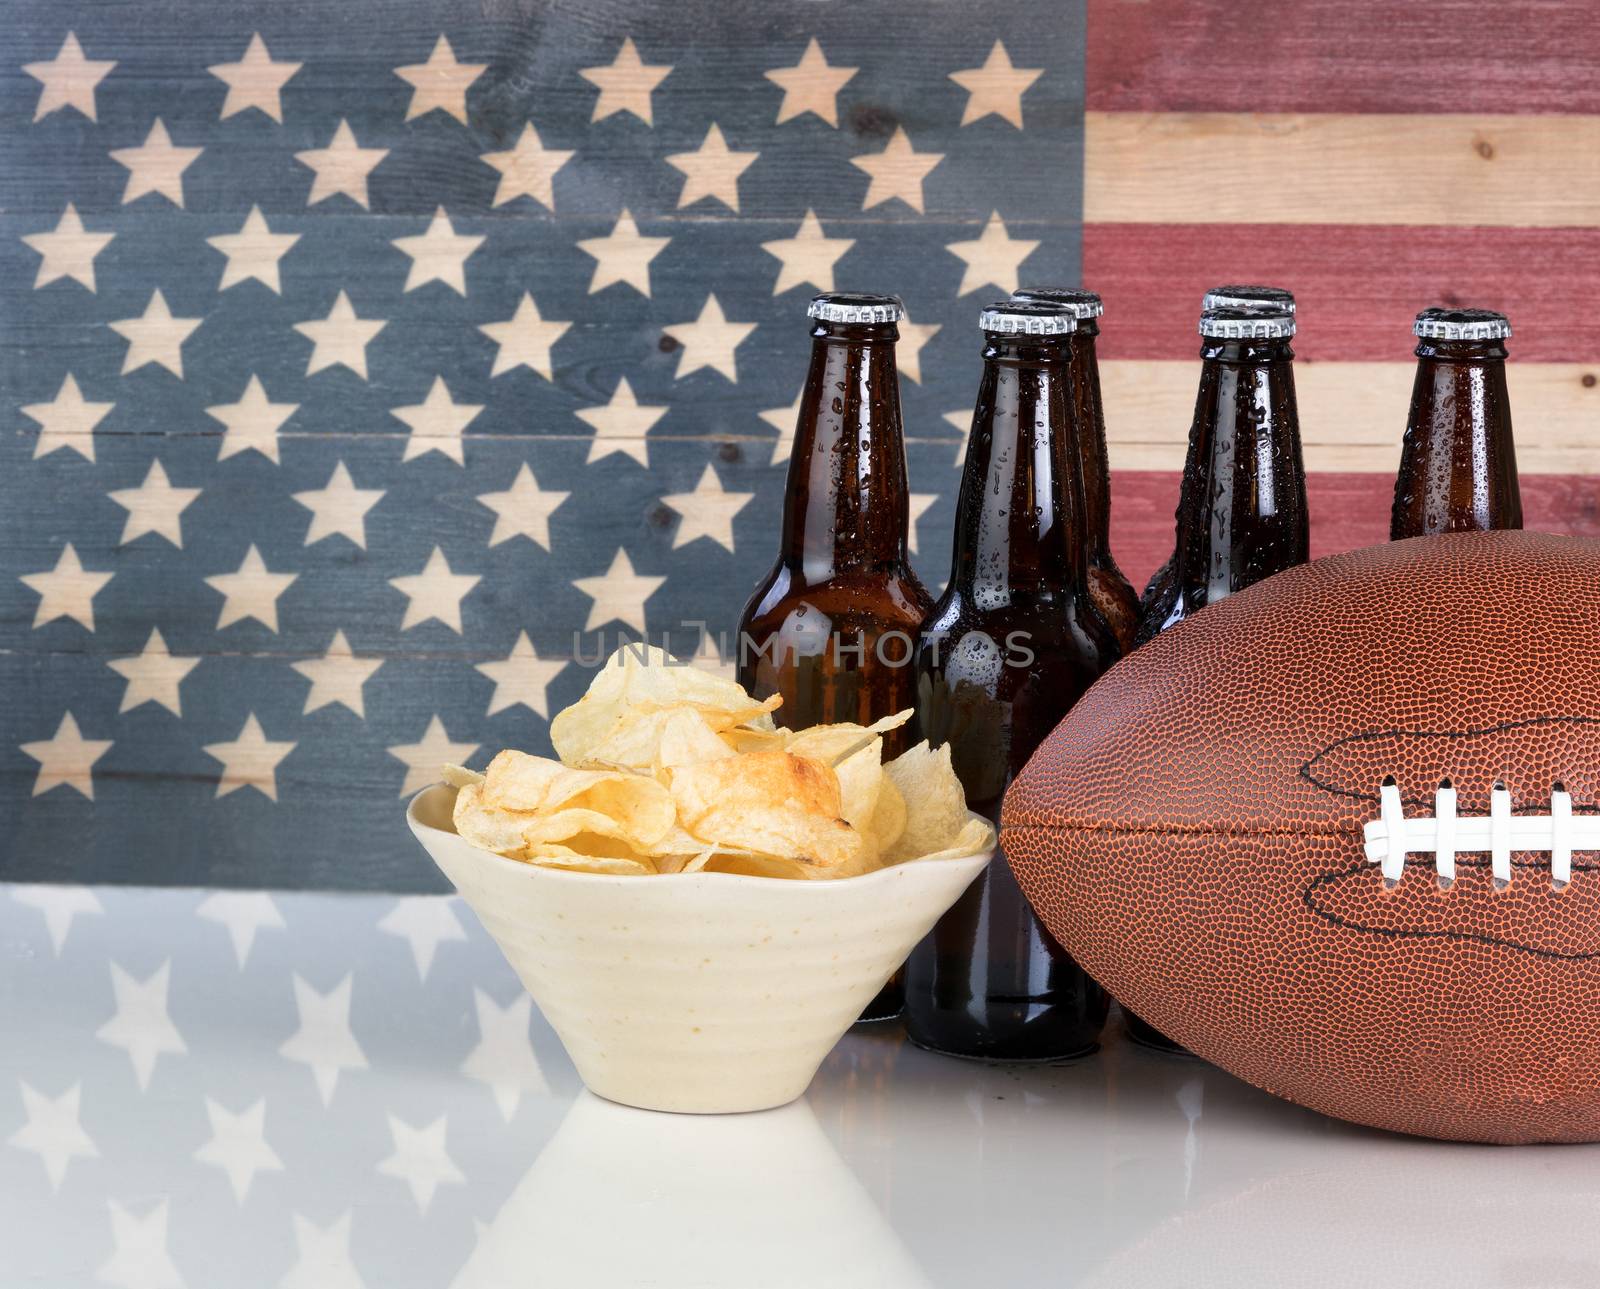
[1108,471,1600,592]
[1083,224,1600,363]
[1086,0,1600,115]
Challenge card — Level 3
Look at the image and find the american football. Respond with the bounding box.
[1003,531,1600,1144]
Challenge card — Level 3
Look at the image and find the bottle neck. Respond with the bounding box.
[1066,327,1113,553]
[1171,335,1308,600]
[778,320,912,579]
[947,333,1089,602]
[1392,338,1521,537]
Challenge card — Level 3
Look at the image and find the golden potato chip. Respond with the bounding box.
[582,706,737,779]
[442,763,484,789]
[670,750,866,870]
[720,726,786,754]
[522,848,654,876]
[780,710,913,766]
[882,741,971,864]
[907,816,996,864]
[831,741,885,836]
[453,784,535,856]
[867,775,907,854]
[481,750,675,848]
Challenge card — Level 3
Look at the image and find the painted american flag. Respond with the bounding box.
[5,0,1597,890]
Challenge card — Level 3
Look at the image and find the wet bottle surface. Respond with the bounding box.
[1011,287,1138,652]
[903,302,1117,1061]
[736,292,933,1022]
[1391,307,1522,540]
[1130,303,1309,1052]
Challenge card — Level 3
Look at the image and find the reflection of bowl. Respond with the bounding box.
[407,784,990,1113]
[450,1091,931,1288]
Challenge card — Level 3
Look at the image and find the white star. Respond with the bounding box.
[389,547,480,633]
[579,37,671,125]
[460,989,547,1121]
[663,294,756,382]
[11,885,103,955]
[207,206,300,294]
[575,208,669,297]
[944,408,972,463]
[661,464,753,553]
[377,1113,464,1215]
[394,35,484,124]
[109,119,202,208]
[9,1080,97,1190]
[576,377,665,467]
[96,961,185,1091]
[23,203,115,291]
[666,123,758,212]
[24,32,115,122]
[292,463,385,549]
[206,375,298,464]
[208,32,301,122]
[386,716,478,797]
[760,389,803,465]
[205,545,298,632]
[203,714,295,801]
[294,291,387,379]
[908,492,939,556]
[479,292,569,379]
[20,544,113,631]
[296,119,389,209]
[292,630,384,718]
[476,463,569,548]
[479,122,573,210]
[194,1098,282,1204]
[851,127,944,213]
[898,311,941,385]
[281,1213,363,1289]
[378,896,466,980]
[280,974,367,1106]
[475,632,567,718]
[22,373,112,462]
[572,548,665,633]
[946,211,1040,295]
[765,38,857,128]
[20,712,111,799]
[950,40,1043,128]
[195,892,284,968]
[391,207,484,295]
[107,460,201,548]
[393,376,483,464]
[761,209,854,295]
[99,1199,182,1289]
[107,628,199,717]
[109,290,201,377]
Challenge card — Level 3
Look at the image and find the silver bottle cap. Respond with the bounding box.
[1413,307,1511,341]
[1010,287,1104,320]
[1203,284,1297,314]
[807,292,903,324]
[978,301,1078,335]
[1199,305,1295,340]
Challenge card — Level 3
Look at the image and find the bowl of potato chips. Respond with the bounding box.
[407,645,994,1114]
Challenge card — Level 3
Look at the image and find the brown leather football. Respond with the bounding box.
[1002,531,1600,1144]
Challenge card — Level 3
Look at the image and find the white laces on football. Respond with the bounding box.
[1362,778,1584,890]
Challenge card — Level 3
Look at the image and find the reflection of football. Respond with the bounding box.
[1002,531,1600,1144]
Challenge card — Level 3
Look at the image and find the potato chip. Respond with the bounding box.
[780,710,913,766]
[670,750,866,870]
[831,740,885,836]
[907,816,996,864]
[882,741,971,865]
[453,784,536,856]
[481,750,675,848]
[442,763,484,789]
[867,774,907,855]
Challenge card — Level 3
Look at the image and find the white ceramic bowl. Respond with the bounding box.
[407,783,991,1113]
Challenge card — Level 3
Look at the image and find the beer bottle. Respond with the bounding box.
[1391,307,1521,539]
[737,292,933,1022]
[1010,287,1138,652]
[903,301,1117,1060]
[1130,302,1309,1053]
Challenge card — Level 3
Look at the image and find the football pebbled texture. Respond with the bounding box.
[1002,531,1600,1143]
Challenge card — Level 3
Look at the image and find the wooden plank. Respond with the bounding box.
[1084,112,1600,227]
[1099,360,1600,474]
[1082,223,1600,364]
[1106,470,1600,595]
[1086,0,1600,116]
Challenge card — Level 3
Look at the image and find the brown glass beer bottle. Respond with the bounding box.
[903,301,1117,1060]
[1010,287,1138,652]
[737,292,934,1022]
[1130,302,1309,1052]
[1391,307,1522,539]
